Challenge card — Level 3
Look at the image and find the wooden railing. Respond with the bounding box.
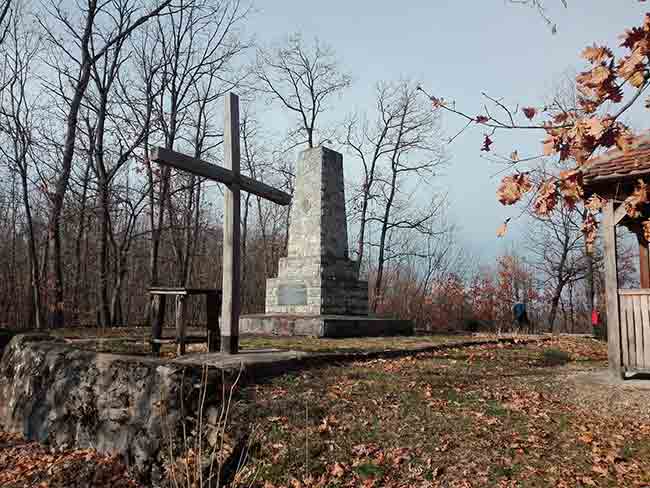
[618,289,650,371]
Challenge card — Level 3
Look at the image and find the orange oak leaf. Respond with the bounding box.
[584,117,607,139]
[585,194,604,214]
[497,173,532,206]
[553,112,570,124]
[620,26,646,49]
[559,170,584,208]
[496,220,509,238]
[617,50,646,87]
[578,97,600,114]
[534,180,557,215]
[582,44,614,64]
[331,463,345,477]
[624,179,649,218]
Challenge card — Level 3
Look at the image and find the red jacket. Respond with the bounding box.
[591,310,600,326]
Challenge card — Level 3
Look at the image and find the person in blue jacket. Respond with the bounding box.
[513,301,529,331]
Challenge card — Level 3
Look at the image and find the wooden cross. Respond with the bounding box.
[151,92,291,354]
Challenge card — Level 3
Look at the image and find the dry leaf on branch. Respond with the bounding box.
[522,107,537,120]
[497,173,532,206]
[496,220,509,238]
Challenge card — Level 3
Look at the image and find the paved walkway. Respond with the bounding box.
[171,348,309,368]
[169,336,550,372]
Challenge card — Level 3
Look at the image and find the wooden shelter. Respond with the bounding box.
[583,135,650,378]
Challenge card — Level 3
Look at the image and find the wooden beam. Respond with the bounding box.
[175,295,187,356]
[206,291,221,352]
[603,199,623,378]
[151,146,291,206]
[150,294,165,356]
[221,92,241,354]
[614,202,628,226]
[638,234,650,289]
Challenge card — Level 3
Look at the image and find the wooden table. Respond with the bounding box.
[149,287,222,355]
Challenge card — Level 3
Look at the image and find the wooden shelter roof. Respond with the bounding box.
[583,134,650,187]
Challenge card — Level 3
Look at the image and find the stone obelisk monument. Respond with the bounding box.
[240,146,413,337]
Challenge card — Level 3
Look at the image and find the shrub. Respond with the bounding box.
[541,348,570,366]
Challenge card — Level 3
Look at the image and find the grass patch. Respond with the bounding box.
[485,399,508,417]
[541,348,571,366]
[490,462,522,481]
[354,463,385,479]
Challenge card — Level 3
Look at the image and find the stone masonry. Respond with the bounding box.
[240,146,413,337]
[265,146,368,316]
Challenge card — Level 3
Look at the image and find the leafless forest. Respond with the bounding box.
[0,0,628,333]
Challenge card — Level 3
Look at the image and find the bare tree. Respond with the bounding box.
[0,0,13,48]
[393,211,465,327]
[345,81,446,311]
[344,83,409,269]
[86,5,160,326]
[70,157,93,321]
[526,201,590,332]
[108,177,149,325]
[0,4,44,327]
[141,0,250,296]
[38,0,175,327]
[255,34,351,149]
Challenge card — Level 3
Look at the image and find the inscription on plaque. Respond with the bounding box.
[277,284,307,306]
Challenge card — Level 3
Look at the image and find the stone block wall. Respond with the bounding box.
[0,334,205,484]
[287,146,348,260]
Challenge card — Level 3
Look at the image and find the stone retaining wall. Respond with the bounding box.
[0,334,194,484]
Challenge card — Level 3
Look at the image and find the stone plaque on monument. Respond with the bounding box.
[277,284,307,306]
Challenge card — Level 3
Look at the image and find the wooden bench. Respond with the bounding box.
[149,287,222,356]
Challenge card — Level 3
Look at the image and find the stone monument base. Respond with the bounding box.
[239,314,414,338]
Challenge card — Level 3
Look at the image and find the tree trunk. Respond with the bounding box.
[97,179,111,327]
[372,173,396,312]
[585,246,595,320]
[72,159,92,321]
[110,260,127,326]
[20,169,43,329]
[548,281,564,334]
[372,104,407,312]
[46,39,94,328]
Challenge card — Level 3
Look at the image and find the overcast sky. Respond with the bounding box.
[245,1,648,263]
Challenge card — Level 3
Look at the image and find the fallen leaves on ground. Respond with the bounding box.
[2,336,649,488]
[229,337,650,488]
[0,433,141,488]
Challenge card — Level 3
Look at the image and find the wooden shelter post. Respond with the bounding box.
[603,199,623,377]
[637,233,650,288]
[151,294,166,355]
[206,291,221,352]
[175,295,187,355]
